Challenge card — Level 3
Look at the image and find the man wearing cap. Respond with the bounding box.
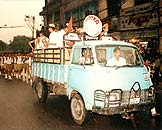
[47,23,58,48]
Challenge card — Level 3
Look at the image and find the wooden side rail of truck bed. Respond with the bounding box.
[33,47,72,65]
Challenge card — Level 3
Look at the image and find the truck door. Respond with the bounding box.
[67,47,95,96]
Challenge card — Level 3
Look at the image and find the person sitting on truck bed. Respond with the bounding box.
[79,48,93,65]
[106,47,126,66]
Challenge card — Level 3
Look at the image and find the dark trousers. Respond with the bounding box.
[154,67,160,85]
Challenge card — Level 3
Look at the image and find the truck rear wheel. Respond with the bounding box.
[35,79,48,103]
[70,93,90,125]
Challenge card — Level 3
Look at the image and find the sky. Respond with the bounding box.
[0,0,45,44]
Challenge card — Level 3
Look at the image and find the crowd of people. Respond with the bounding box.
[28,23,84,52]
[28,22,112,52]
[0,52,33,84]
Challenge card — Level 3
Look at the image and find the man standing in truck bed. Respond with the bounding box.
[47,23,58,48]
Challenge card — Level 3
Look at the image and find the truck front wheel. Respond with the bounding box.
[35,79,48,103]
[70,93,90,125]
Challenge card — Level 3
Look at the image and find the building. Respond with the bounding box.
[40,0,162,56]
[40,0,108,27]
[120,0,159,54]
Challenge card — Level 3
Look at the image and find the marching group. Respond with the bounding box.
[0,52,33,84]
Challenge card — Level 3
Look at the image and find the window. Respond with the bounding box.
[71,48,94,65]
[96,45,143,67]
[71,48,81,64]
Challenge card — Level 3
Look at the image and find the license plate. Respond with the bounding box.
[130,97,140,104]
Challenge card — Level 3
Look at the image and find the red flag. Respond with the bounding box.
[67,16,73,32]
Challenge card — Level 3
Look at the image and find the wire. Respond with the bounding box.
[0,25,27,29]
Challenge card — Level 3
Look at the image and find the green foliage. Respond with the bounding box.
[0,40,8,53]
[8,35,31,53]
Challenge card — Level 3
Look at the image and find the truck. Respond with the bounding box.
[32,37,155,124]
[31,15,155,125]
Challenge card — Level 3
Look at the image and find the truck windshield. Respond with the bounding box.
[95,45,143,67]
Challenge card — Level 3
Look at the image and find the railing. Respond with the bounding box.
[33,47,72,65]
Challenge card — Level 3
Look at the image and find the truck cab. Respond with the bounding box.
[67,40,154,124]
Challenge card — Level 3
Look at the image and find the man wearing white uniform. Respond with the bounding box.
[6,55,13,80]
[107,47,126,66]
[47,24,58,48]
[57,25,69,47]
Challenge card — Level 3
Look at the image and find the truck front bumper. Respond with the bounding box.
[92,101,155,115]
[92,88,155,115]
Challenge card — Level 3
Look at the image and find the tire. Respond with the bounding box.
[70,93,90,125]
[32,78,38,89]
[35,79,48,103]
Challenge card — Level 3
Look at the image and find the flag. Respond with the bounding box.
[67,16,73,32]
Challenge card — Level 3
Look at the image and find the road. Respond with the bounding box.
[0,76,161,130]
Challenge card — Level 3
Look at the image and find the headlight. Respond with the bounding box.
[143,73,150,80]
[108,92,120,107]
[109,93,120,101]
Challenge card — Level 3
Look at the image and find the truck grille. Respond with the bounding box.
[94,87,154,108]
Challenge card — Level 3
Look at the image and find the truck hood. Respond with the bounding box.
[94,66,151,91]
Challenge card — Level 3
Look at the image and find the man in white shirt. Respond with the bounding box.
[107,47,126,66]
[57,24,69,47]
[6,55,13,80]
[47,24,58,48]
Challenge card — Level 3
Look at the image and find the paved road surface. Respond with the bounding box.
[0,76,161,130]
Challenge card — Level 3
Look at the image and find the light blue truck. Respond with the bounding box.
[32,38,155,124]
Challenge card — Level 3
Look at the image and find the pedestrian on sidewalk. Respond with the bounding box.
[153,55,161,85]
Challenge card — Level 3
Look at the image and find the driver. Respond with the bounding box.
[107,47,126,66]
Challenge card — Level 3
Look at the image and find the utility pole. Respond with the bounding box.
[24,15,36,38]
[32,16,35,38]
[45,0,49,26]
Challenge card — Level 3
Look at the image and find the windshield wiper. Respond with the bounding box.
[115,65,132,70]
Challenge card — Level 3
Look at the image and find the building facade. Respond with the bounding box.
[40,0,108,27]
[40,0,162,55]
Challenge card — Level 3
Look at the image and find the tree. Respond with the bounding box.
[8,35,31,53]
[0,40,8,53]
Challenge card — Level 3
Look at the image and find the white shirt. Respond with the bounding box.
[4,57,7,64]
[48,31,58,48]
[0,57,3,65]
[36,36,48,49]
[107,57,126,66]
[17,56,22,64]
[6,57,12,64]
[57,29,66,47]
[79,56,91,65]
[28,57,32,66]
[14,57,17,64]
[35,38,46,50]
